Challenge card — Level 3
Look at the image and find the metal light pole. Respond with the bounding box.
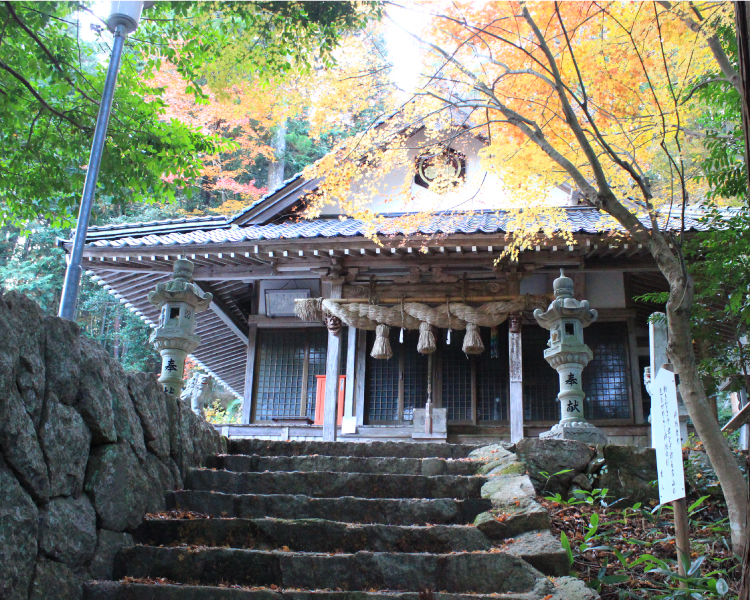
[58,1,147,319]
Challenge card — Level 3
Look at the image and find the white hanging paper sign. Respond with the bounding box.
[651,368,686,504]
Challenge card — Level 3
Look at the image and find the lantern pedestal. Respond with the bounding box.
[148,259,212,401]
[534,270,607,446]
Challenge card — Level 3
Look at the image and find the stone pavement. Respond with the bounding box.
[84,440,597,600]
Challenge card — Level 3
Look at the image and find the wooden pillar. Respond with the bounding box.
[322,282,343,441]
[355,329,367,427]
[509,313,524,444]
[241,324,258,424]
[341,326,358,434]
[344,327,357,417]
[627,315,645,424]
[740,388,749,451]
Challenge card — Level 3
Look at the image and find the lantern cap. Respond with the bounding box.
[553,268,574,299]
[173,259,194,283]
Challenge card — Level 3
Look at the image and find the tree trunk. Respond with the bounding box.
[112,314,120,361]
[652,240,748,552]
[267,119,287,192]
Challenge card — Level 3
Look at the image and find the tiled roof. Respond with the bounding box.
[81,207,725,249]
[82,174,309,241]
[83,214,228,240]
[228,173,305,221]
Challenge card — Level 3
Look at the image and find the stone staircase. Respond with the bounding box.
[84,440,593,600]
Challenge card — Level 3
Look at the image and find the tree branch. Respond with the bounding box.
[656,0,741,94]
[0,59,88,132]
[5,1,98,105]
[521,5,649,238]
[681,76,735,104]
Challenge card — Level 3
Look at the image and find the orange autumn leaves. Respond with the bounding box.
[301,1,732,253]
[146,59,291,206]
[144,23,394,215]
[421,1,726,206]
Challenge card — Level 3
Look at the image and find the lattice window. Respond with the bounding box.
[523,325,560,421]
[366,328,400,422]
[366,328,428,423]
[305,329,328,420]
[477,324,509,421]
[403,330,428,421]
[254,328,330,421]
[255,330,306,420]
[583,322,631,420]
[442,332,473,421]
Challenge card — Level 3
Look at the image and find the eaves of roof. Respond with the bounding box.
[75,207,721,250]
[81,214,230,241]
[228,173,307,224]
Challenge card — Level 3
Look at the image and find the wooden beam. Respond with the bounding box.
[355,328,367,427]
[241,325,258,423]
[723,401,750,432]
[74,231,639,260]
[201,283,249,345]
[323,283,343,441]
[344,326,357,419]
[627,316,645,425]
[246,315,326,328]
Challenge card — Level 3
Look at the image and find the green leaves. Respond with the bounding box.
[560,531,574,567]
[583,512,600,543]
[0,1,380,226]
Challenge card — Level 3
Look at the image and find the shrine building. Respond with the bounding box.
[61,132,710,447]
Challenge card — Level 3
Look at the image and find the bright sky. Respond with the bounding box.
[384,3,428,95]
[77,2,108,43]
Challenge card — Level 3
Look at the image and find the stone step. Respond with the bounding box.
[206,454,480,476]
[166,490,491,525]
[228,439,482,460]
[185,469,485,499]
[134,517,491,553]
[85,581,555,600]
[113,546,544,595]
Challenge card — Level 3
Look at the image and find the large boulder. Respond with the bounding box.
[166,394,224,478]
[598,445,657,504]
[0,458,38,600]
[88,529,134,581]
[551,576,600,599]
[39,394,91,498]
[44,316,81,406]
[468,444,519,475]
[502,529,569,577]
[85,441,148,532]
[75,338,118,445]
[128,372,170,459]
[29,558,83,600]
[108,362,147,462]
[475,473,550,539]
[142,452,180,514]
[4,292,47,428]
[38,495,97,567]
[0,295,50,503]
[171,396,196,478]
[516,438,596,495]
[0,385,50,503]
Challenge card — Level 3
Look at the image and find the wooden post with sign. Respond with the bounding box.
[652,364,690,586]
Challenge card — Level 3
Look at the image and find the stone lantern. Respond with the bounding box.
[533,270,607,445]
[148,259,212,398]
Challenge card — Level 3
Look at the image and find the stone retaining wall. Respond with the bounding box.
[0,292,226,600]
